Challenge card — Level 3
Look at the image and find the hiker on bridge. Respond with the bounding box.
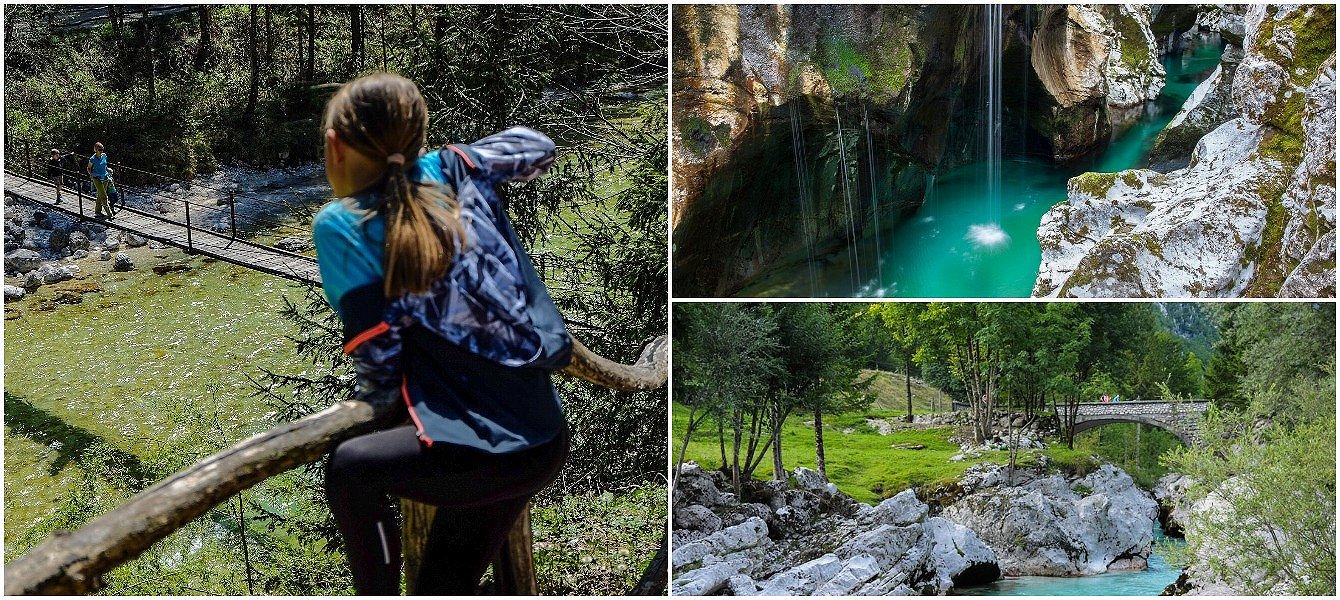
[46,149,70,201]
[313,73,568,594]
[85,142,113,219]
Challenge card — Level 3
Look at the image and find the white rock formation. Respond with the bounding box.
[1105,5,1167,109]
[1036,4,1336,298]
[942,464,1160,576]
[669,461,1000,596]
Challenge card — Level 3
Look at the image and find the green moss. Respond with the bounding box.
[1071,172,1119,199]
[1258,129,1305,165]
[1243,173,1292,295]
[678,115,732,157]
[1257,6,1337,142]
[813,31,913,103]
[1120,172,1142,189]
[1140,233,1165,259]
[1111,8,1152,71]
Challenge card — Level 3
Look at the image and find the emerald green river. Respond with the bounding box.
[803,41,1223,298]
[958,525,1185,596]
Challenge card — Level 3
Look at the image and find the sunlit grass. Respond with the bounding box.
[673,401,1031,504]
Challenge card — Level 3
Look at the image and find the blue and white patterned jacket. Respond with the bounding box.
[312,127,570,453]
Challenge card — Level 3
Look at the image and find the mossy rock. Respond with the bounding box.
[1070,172,1119,199]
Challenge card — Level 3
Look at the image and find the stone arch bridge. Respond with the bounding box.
[1056,400,1210,446]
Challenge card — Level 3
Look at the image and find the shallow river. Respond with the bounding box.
[957,525,1185,596]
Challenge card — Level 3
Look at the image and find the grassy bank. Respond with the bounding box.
[677,402,993,504]
[864,369,952,414]
[4,250,307,544]
[673,401,1117,504]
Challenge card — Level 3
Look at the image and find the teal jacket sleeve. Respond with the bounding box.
[312,201,384,318]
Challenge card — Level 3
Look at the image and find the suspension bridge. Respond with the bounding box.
[4,153,322,284]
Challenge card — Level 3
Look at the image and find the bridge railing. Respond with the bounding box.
[10,154,313,240]
[3,335,668,595]
[4,166,321,283]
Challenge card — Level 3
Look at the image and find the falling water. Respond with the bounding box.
[835,108,861,290]
[789,104,819,294]
[863,102,884,285]
[968,4,1009,250]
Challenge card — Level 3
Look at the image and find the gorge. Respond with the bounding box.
[671,4,1335,298]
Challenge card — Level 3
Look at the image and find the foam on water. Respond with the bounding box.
[967,223,1010,249]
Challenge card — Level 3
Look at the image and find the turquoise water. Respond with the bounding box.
[817,41,1224,298]
[958,525,1185,596]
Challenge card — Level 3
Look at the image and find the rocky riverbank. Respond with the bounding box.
[1035,4,1336,298]
[671,458,1162,595]
[1152,472,1306,596]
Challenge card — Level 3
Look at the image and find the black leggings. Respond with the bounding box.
[326,424,569,595]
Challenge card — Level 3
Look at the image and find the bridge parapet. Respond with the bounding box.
[1068,400,1211,417]
[1058,400,1210,446]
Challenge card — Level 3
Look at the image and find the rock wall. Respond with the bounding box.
[673,5,1168,296]
[1035,4,1336,298]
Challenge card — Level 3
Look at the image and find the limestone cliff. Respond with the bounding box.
[1035,4,1336,298]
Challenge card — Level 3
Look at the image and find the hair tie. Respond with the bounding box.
[385,153,406,166]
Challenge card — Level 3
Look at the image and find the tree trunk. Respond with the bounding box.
[1134,423,1141,471]
[349,5,363,73]
[194,6,212,71]
[770,401,785,481]
[263,5,273,66]
[813,405,826,479]
[304,6,315,80]
[717,419,727,470]
[731,411,743,494]
[244,5,259,123]
[905,362,914,423]
[140,8,155,106]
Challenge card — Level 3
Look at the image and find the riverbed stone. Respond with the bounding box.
[112,252,135,272]
[22,271,43,290]
[37,263,76,284]
[5,248,43,273]
[276,236,314,252]
[674,503,723,534]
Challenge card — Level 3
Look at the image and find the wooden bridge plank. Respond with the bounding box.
[3,172,321,285]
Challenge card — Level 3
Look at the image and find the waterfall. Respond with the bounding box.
[968,4,1010,250]
[863,102,884,285]
[835,107,861,291]
[985,4,1003,225]
[789,104,818,294]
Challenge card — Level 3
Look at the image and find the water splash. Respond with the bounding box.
[966,222,1010,250]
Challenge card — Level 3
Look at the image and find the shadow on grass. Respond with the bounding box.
[4,390,151,489]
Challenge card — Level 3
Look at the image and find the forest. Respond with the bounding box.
[673,301,1335,592]
[4,4,668,595]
